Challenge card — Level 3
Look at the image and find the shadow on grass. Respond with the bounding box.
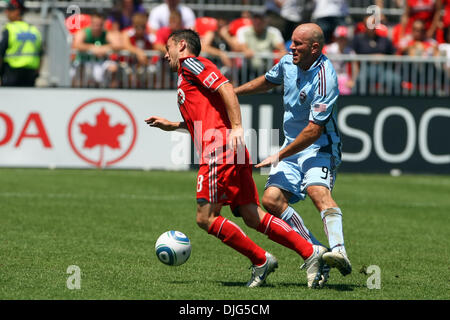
[278,282,363,291]
[219,281,276,288]
[219,281,362,291]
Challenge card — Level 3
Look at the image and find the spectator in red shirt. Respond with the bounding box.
[399,0,442,40]
[399,20,439,56]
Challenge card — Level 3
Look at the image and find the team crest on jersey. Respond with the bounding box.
[300,90,307,103]
[177,88,185,106]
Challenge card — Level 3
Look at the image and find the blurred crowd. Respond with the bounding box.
[64,0,450,91]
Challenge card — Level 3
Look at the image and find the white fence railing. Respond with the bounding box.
[67,50,450,97]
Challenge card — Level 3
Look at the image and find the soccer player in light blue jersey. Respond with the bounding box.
[235,23,352,283]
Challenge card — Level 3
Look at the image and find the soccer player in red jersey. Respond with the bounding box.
[145,29,327,288]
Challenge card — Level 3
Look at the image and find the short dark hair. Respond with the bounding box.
[168,29,202,57]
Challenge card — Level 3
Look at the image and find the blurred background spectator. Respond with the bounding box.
[351,15,400,93]
[265,0,306,42]
[438,26,450,74]
[0,0,42,87]
[311,0,349,44]
[394,0,443,47]
[153,9,183,54]
[147,0,196,34]
[107,0,147,32]
[122,12,154,65]
[196,17,233,75]
[323,26,359,95]
[71,12,122,88]
[352,15,395,55]
[398,19,439,56]
[235,10,287,72]
[121,12,156,88]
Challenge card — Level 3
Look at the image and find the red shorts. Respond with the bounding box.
[196,149,260,216]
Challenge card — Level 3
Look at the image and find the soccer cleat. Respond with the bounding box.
[322,249,352,276]
[246,252,278,288]
[301,245,327,288]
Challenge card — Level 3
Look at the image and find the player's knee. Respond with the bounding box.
[262,191,284,215]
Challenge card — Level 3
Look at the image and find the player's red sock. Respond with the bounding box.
[208,216,267,266]
[257,213,313,260]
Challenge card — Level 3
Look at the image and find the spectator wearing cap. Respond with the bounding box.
[323,26,359,95]
[0,0,43,86]
[235,10,287,73]
[147,0,196,35]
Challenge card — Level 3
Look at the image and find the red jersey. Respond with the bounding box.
[177,56,231,164]
[407,0,436,29]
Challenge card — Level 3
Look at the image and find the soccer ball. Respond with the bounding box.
[155,231,191,266]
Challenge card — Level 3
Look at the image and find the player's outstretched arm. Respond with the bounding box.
[234,75,278,96]
[145,116,187,131]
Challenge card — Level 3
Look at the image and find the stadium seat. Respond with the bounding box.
[65,14,91,34]
[195,17,218,37]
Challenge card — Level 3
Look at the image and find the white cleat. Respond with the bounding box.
[322,250,352,276]
[246,252,278,288]
[301,245,327,289]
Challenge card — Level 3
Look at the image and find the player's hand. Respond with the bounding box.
[145,116,176,131]
[255,153,279,168]
[228,127,245,153]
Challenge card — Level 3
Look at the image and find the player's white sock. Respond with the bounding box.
[321,207,346,254]
[280,206,323,246]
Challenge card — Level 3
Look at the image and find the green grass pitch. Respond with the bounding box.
[0,168,449,300]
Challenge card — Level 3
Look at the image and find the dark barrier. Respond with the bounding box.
[238,94,450,174]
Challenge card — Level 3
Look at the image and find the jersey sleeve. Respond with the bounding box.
[181,57,229,92]
[309,63,339,125]
[264,55,286,85]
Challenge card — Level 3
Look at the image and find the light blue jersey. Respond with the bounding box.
[264,53,342,203]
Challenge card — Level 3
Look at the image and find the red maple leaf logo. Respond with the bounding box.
[79,108,127,166]
[79,108,126,148]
